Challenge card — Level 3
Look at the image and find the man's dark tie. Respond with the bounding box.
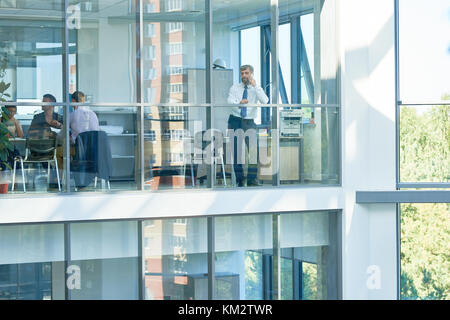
[241,85,248,118]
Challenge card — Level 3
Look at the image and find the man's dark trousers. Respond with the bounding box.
[227,114,258,186]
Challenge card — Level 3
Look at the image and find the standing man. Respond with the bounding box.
[227,64,269,187]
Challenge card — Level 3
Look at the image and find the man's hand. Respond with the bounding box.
[50,120,62,129]
[250,77,256,87]
[240,99,248,104]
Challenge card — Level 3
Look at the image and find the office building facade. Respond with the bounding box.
[0,0,448,300]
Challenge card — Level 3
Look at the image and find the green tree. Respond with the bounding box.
[399,96,450,300]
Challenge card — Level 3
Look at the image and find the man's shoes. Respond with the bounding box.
[247,180,262,187]
[237,181,245,187]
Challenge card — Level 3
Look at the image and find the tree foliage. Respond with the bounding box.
[399,99,450,300]
[0,54,13,170]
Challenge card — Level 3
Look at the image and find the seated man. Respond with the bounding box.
[27,94,63,139]
[26,94,63,190]
[70,91,99,143]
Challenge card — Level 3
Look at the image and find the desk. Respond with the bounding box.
[257,136,303,182]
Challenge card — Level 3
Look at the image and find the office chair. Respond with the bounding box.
[189,129,227,186]
[72,130,112,190]
[12,138,61,192]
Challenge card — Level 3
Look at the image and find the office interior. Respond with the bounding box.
[0,0,339,193]
[0,0,345,300]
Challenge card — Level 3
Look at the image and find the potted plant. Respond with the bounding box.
[0,54,13,194]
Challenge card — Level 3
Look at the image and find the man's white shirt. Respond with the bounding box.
[70,106,100,143]
[227,82,269,119]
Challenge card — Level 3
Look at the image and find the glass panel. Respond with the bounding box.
[142,0,205,104]
[143,105,210,190]
[70,105,139,192]
[4,102,67,194]
[215,214,273,300]
[300,13,315,104]
[68,0,137,103]
[400,105,450,183]
[212,106,274,188]
[280,256,293,300]
[280,211,339,300]
[143,217,208,300]
[280,106,339,185]
[279,23,291,104]
[279,0,338,105]
[212,0,270,105]
[0,1,64,102]
[400,203,449,300]
[0,224,65,300]
[399,0,450,102]
[301,261,317,300]
[69,221,139,300]
[240,27,261,93]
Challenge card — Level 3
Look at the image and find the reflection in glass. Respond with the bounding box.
[280,211,339,300]
[215,214,273,300]
[143,106,211,190]
[400,203,450,300]
[400,105,450,183]
[279,0,337,105]
[142,0,205,105]
[212,106,274,188]
[212,0,270,98]
[280,106,339,185]
[0,1,64,101]
[8,103,66,194]
[143,217,208,300]
[0,224,65,300]
[69,0,137,103]
[70,106,138,192]
[69,221,139,300]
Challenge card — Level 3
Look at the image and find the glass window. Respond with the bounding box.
[399,0,450,103]
[143,105,209,190]
[280,211,340,300]
[146,23,156,38]
[212,0,270,103]
[68,0,137,103]
[0,223,65,300]
[7,104,67,194]
[400,203,449,300]
[280,106,340,185]
[215,214,273,300]
[0,1,64,102]
[69,221,139,300]
[143,217,208,300]
[145,46,157,61]
[279,0,338,105]
[68,105,139,192]
[142,0,205,105]
[400,105,450,183]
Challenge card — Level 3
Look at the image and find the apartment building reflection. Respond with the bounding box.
[143,0,197,190]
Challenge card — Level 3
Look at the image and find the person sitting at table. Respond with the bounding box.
[70,91,99,143]
[1,105,23,138]
[27,94,63,139]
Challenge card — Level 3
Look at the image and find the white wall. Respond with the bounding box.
[339,0,397,300]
